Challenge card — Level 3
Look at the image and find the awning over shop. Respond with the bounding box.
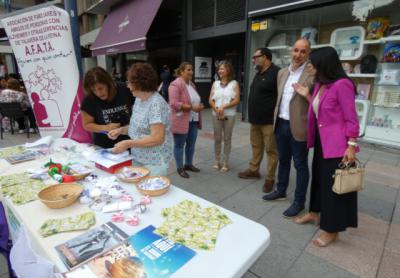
[91,0,162,56]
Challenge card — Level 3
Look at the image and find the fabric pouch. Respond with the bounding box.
[39,212,96,237]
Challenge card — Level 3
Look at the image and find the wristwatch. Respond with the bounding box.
[347,141,358,147]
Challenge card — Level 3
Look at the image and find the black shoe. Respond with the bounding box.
[262,190,287,201]
[184,164,200,172]
[177,168,190,178]
[283,203,305,218]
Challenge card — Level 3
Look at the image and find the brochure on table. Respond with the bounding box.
[55,221,129,270]
[83,149,133,169]
[63,225,196,278]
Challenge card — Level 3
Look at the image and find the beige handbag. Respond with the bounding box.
[332,158,365,194]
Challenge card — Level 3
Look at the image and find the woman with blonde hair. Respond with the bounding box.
[209,61,240,171]
[169,62,204,178]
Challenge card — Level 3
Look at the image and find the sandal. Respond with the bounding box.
[221,164,229,172]
[213,161,221,170]
[313,232,337,247]
[293,213,320,225]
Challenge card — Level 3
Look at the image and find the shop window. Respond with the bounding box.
[192,0,214,30]
[216,0,245,26]
[247,0,400,146]
[89,14,99,30]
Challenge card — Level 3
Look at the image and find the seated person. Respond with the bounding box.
[81,67,134,149]
[0,78,37,133]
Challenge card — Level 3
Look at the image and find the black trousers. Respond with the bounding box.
[309,130,358,233]
[16,108,37,129]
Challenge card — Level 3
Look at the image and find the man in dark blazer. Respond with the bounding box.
[263,38,315,218]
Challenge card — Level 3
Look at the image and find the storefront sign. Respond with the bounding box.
[251,19,268,32]
[1,6,91,142]
[194,56,212,83]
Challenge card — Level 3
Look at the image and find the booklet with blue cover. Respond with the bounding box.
[63,225,196,278]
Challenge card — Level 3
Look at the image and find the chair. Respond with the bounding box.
[0,102,31,139]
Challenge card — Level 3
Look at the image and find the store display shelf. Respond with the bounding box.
[382,35,400,42]
[268,45,291,50]
[339,56,362,61]
[311,43,331,49]
[374,83,400,87]
[372,104,400,109]
[348,73,377,78]
[364,126,400,146]
[364,39,382,45]
[363,36,400,45]
[334,42,359,47]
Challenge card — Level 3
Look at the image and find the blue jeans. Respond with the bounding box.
[173,121,198,169]
[275,118,309,205]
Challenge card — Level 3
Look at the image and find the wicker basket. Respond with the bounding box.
[136,176,170,196]
[71,172,91,181]
[38,183,83,209]
[69,165,92,181]
[115,166,150,183]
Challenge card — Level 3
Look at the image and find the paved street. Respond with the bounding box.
[1,109,400,278]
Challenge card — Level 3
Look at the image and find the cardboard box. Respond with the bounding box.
[95,159,132,174]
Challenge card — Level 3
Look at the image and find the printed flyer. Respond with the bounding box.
[64,225,196,278]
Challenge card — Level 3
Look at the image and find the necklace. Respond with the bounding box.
[220,80,229,88]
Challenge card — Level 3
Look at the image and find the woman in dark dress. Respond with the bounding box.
[81,67,134,148]
[292,47,360,247]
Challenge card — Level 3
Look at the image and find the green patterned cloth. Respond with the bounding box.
[0,146,26,159]
[155,200,232,250]
[0,172,47,205]
[39,212,96,237]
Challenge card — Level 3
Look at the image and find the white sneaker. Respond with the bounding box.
[28,128,35,133]
[18,129,25,134]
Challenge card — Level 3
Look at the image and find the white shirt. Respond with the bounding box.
[278,62,307,120]
[312,90,321,119]
[187,83,201,122]
[211,80,238,117]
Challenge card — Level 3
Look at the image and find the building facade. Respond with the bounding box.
[184,0,247,108]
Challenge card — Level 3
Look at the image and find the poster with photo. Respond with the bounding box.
[194,56,212,83]
[356,83,371,100]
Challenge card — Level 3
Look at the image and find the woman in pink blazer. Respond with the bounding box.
[168,62,204,178]
[292,47,360,247]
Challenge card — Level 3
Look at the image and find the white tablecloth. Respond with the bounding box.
[0,139,270,278]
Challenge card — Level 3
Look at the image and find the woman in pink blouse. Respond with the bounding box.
[168,62,204,178]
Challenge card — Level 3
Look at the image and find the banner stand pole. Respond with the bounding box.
[64,0,82,78]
